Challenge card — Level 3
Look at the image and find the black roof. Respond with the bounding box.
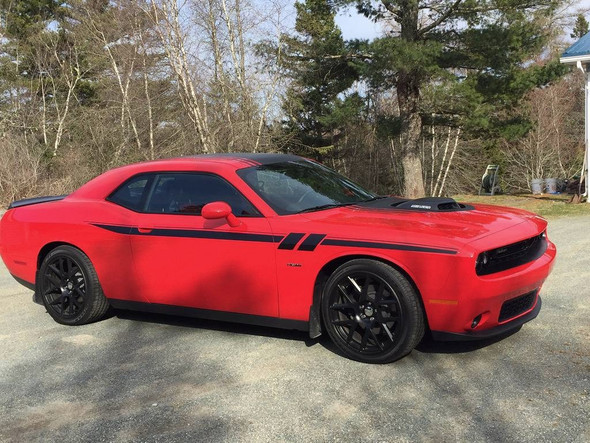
[190,152,303,165]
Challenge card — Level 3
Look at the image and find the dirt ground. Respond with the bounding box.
[0,215,588,442]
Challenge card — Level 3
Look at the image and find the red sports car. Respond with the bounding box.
[0,154,555,363]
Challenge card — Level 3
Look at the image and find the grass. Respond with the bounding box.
[453,193,590,218]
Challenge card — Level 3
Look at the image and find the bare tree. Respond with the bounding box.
[44,39,84,157]
[146,0,290,154]
[148,0,214,153]
[503,73,584,191]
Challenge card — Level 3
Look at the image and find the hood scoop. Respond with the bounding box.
[395,197,473,212]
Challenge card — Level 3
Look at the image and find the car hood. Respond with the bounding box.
[299,201,547,253]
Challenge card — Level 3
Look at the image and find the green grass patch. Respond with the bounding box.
[453,194,590,218]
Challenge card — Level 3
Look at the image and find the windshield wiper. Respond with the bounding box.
[361,196,386,202]
[296,203,354,214]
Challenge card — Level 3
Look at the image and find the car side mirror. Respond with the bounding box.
[202,201,241,227]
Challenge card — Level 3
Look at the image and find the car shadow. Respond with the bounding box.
[113,308,314,345]
[415,326,522,354]
[114,308,523,358]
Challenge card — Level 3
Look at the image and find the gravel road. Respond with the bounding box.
[0,215,588,442]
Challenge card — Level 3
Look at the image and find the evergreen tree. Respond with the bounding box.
[281,0,362,155]
[337,0,567,197]
[0,0,63,38]
[571,14,589,39]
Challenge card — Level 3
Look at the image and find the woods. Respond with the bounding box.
[0,0,586,203]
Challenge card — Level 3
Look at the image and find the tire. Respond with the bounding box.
[38,245,110,325]
[321,259,424,364]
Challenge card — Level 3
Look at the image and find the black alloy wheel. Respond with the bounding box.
[39,245,110,325]
[43,254,85,318]
[322,259,424,363]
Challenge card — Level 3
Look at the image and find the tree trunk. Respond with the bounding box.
[397,71,425,198]
[396,1,425,198]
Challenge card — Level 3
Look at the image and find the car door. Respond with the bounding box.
[127,171,279,317]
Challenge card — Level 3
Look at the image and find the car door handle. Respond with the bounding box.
[137,227,153,234]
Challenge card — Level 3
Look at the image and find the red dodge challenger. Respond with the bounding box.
[0,154,555,363]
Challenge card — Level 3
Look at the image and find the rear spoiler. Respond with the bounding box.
[8,195,68,209]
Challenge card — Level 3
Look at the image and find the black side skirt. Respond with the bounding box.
[431,296,542,341]
[11,274,35,291]
[109,299,309,332]
[10,274,42,305]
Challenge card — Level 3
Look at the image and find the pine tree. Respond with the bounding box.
[0,0,63,38]
[281,0,362,154]
[337,0,567,198]
[571,14,589,39]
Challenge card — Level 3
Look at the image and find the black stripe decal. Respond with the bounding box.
[94,224,455,254]
[321,239,457,255]
[92,224,133,234]
[298,233,327,251]
[131,228,282,243]
[278,233,305,250]
[93,224,282,243]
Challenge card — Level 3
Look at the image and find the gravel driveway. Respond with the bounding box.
[0,215,588,442]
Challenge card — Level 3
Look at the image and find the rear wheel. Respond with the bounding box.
[321,259,424,363]
[39,245,110,325]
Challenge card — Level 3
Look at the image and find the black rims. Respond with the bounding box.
[39,245,110,325]
[327,272,404,355]
[42,255,87,319]
[322,259,424,363]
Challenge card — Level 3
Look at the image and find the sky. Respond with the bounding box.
[333,1,590,42]
[335,7,381,41]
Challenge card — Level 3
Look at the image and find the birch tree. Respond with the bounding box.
[148,0,214,153]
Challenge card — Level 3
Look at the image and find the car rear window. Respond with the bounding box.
[108,175,152,211]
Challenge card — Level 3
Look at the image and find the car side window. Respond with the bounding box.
[145,173,260,217]
[108,175,152,211]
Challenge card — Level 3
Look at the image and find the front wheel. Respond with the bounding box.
[321,259,424,363]
[38,245,110,325]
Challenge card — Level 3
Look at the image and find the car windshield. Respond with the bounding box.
[236,160,377,215]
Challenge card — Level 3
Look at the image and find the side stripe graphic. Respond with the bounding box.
[92,224,283,243]
[92,224,456,255]
[92,224,133,235]
[321,239,457,255]
[298,233,327,251]
[278,233,305,250]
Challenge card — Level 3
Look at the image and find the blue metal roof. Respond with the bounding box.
[562,31,590,58]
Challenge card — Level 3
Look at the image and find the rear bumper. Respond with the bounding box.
[431,296,541,341]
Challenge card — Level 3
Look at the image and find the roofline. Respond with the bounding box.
[182,152,304,165]
[559,55,590,65]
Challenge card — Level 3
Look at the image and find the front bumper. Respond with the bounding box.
[422,232,555,335]
[431,296,542,341]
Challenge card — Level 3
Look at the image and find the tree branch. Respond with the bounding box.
[418,0,463,37]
